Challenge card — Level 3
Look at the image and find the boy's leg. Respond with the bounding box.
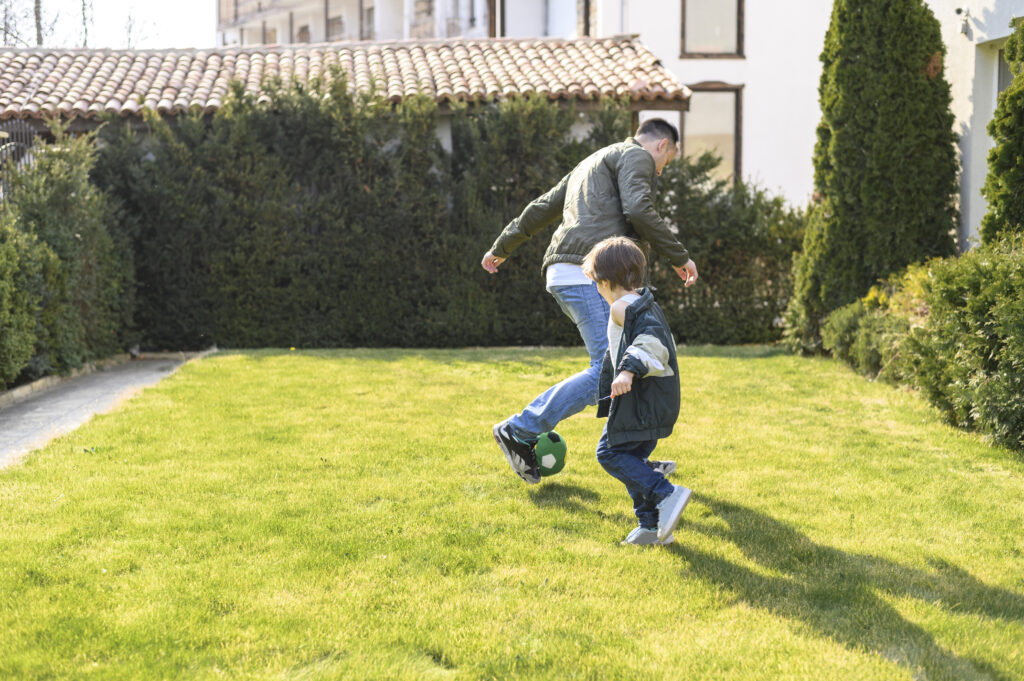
[503,283,608,441]
[595,429,673,531]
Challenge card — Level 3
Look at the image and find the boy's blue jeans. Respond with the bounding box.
[595,428,674,529]
[507,283,608,440]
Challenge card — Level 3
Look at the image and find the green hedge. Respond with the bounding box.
[822,239,1024,453]
[0,129,130,389]
[91,80,802,350]
[651,153,805,344]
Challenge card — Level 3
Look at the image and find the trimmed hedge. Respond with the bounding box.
[822,239,1024,453]
[91,80,802,350]
[651,153,805,344]
[0,129,130,389]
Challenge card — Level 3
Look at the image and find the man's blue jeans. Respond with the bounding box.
[507,283,608,440]
[595,428,673,529]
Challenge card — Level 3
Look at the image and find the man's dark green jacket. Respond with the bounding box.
[597,288,680,446]
[488,138,689,272]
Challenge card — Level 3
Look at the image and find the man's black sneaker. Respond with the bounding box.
[492,422,541,484]
[647,460,677,476]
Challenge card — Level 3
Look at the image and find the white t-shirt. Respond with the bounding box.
[545,263,594,291]
[607,293,641,362]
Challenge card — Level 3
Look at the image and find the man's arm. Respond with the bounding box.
[486,173,570,263]
[618,150,697,286]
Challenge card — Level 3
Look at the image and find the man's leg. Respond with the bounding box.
[502,283,608,442]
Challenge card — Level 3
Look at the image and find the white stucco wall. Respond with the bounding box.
[621,0,832,206]
[926,0,1021,246]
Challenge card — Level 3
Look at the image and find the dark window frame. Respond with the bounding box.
[681,82,744,181]
[680,0,745,59]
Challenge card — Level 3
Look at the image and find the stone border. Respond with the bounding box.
[0,347,218,412]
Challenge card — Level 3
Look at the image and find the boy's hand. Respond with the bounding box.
[611,370,634,397]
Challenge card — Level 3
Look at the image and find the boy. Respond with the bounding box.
[582,237,692,546]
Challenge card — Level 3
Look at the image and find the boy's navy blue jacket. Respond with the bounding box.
[597,288,680,446]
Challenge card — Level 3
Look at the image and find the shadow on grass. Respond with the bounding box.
[527,482,600,513]
[671,496,1023,681]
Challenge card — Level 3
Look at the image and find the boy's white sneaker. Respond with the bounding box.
[620,526,676,546]
[647,459,677,476]
[656,485,692,542]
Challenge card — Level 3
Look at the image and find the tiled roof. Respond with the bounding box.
[0,36,689,121]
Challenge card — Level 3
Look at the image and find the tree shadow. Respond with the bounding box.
[670,495,1022,681]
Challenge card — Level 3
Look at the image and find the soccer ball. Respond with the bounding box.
[536,431,567,477]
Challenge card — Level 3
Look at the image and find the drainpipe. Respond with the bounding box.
[543,0,548,36]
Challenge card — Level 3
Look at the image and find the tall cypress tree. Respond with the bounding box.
[786,0,958,349]
[981,19,1024,242]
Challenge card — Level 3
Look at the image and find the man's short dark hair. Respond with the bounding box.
[636,117,679,144]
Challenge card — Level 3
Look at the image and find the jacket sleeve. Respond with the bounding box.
[618,313,676,380]
[489,173,570,259]
[617,148,689,268]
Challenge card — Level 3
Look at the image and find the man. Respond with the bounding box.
[481,118,698,484]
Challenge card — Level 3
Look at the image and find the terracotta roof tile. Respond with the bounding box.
[0,36,688,121]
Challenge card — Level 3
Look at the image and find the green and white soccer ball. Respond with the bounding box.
[536,431,567,477]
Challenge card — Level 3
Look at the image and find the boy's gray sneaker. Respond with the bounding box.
[492,422,541,484]
[621,526,676,546]
[647,459,677,476]
[656,485,692,542]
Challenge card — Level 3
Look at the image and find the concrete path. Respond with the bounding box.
[0,358,186,469]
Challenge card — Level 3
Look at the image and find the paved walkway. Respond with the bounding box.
[0,358,185,469]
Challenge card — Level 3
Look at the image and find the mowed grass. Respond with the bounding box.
[1,347,1023,681]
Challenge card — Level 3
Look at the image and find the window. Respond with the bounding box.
[264,26,277,44]
[363,6,375,40]
[683,85,742,182]
[998,48,1013,96]
[681,0,743,58]
[297,24,311,43]
[411,0,435,39]
[327,15,343,40]
[577,0,596,37]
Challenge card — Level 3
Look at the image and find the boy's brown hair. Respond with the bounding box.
[582,237,646,290]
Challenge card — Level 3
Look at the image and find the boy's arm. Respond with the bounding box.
[618,317,675,379]
[487,173,571,260]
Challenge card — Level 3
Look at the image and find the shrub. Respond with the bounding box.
[980,18,1024,242]
[786,0,959,349]
[650,153,806,344]
[91,82,803,350]
[905,236,1024,451]
[0,214,59,388]
[821,263,930,381]
[3,127,131,381]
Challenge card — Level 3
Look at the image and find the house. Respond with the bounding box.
[214,2,834,203]
[929,0,1020,246]
[0,35,689,153]
[219,1,1021,246]
[216,0,496,45]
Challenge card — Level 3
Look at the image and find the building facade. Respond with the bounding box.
[217,1,1023,245]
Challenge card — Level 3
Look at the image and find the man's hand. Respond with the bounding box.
[481,251,506,274]
[611,370,634,397]
[673,259,699,287]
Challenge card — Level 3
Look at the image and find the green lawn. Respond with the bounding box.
[1,347,1022,680]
